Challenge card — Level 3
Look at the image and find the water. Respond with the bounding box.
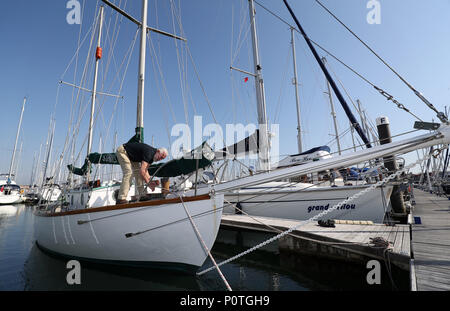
[0,204,409,291]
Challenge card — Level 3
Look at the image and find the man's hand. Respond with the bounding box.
[147,180,160,192]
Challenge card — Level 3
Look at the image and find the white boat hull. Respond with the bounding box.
[40,186,62,202]
[34,193,223,272]
[0,192,22,205]
[0,178,22,205]
[225,183,393,223]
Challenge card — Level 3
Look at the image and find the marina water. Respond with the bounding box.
[0,204,408,291]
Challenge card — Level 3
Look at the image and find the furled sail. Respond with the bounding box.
[214,130,260,159]
[67,141,215,178]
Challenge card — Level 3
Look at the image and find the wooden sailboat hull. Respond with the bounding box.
[34,193,223,273]
[225,183,393,223]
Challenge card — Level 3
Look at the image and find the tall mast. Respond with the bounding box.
[42,119,55,187]
[322,58,341,155]
[248,0,270,171]
[136,0,148,143]
[8,97,26,182]
[282,0,372,149]
[291,27,302,153]
[87,6,104,157]
[100,0,185,144]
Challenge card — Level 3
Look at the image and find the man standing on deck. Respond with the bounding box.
[116,141,168,204]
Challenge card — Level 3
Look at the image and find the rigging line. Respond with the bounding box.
[95,27,138,149]
[327,55,423,123]
[67,0,87,136]
[231,2,234,68]
[198,150,432,276]
[325,61,382,136]
[147,33,177,123]
[231,2,254,66]
[105,0,128,81]
[324,126,352,147]
[185,44,227,148]
[171,1,206,123]
[273,47,292,124]
[60,24,94,81]
[313,0,446,122]
[284,0,373,149]
[230,74,251,126]
[85,40,137,183]
[178,194,232,291]
[68,6,101,173]
[169,0,189,124]
[92,31,138,176]
[148,38,175,148]
[253,0,422,123]
[227,198,386,247]
[65,24,135,183]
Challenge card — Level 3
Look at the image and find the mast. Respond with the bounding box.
[100,0,185,144]
[282,0,372,149]
[248,0,270,171]
[291,27,302,153]
[136,0,148,143]
[42,119,55,187]
[87,5,104,156]
[30,152,37,187]
[322,57,341,155]
[8,97,26,182]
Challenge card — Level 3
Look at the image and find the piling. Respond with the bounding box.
[376,116,407,219]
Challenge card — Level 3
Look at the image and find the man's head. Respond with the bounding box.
[154,148,168,162]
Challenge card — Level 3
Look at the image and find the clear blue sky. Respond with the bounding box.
[1,0,450,184]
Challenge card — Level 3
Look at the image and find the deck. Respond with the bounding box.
[410,189,450,291]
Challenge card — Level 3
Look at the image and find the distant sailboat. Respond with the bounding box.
[222,0,392,223]
[0,97,26,205]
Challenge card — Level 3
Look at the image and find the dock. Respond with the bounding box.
[220,214,411,271]
[410,189,450,291]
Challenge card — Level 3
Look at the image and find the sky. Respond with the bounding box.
[1,0,450,185]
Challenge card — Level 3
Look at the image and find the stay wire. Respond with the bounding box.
[313,0,445,121]
[253,0,423,121]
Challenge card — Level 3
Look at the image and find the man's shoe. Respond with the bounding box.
[116,199,128,205]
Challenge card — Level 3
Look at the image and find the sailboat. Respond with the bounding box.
[34,2,224,273]
[221,0,393,223]
[0,98,26,205]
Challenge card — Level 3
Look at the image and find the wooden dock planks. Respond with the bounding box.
[221,213,411,271]
[411,189,450,291]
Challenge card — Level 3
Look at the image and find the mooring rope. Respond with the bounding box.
[197,147,443,276]
[177,194,232,291]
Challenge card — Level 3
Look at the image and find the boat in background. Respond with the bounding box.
[1,97,26,205]
[0,174,22,205]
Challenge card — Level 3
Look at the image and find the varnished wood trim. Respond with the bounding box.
[36,194,211,217]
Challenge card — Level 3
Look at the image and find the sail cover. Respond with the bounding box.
[214,130,260,159]
[67,142,215,178]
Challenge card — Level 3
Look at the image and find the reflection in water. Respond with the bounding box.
[0,205,19,216]
[23,244,202,290]
[210,228,409,291]
[0,205,408,291]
